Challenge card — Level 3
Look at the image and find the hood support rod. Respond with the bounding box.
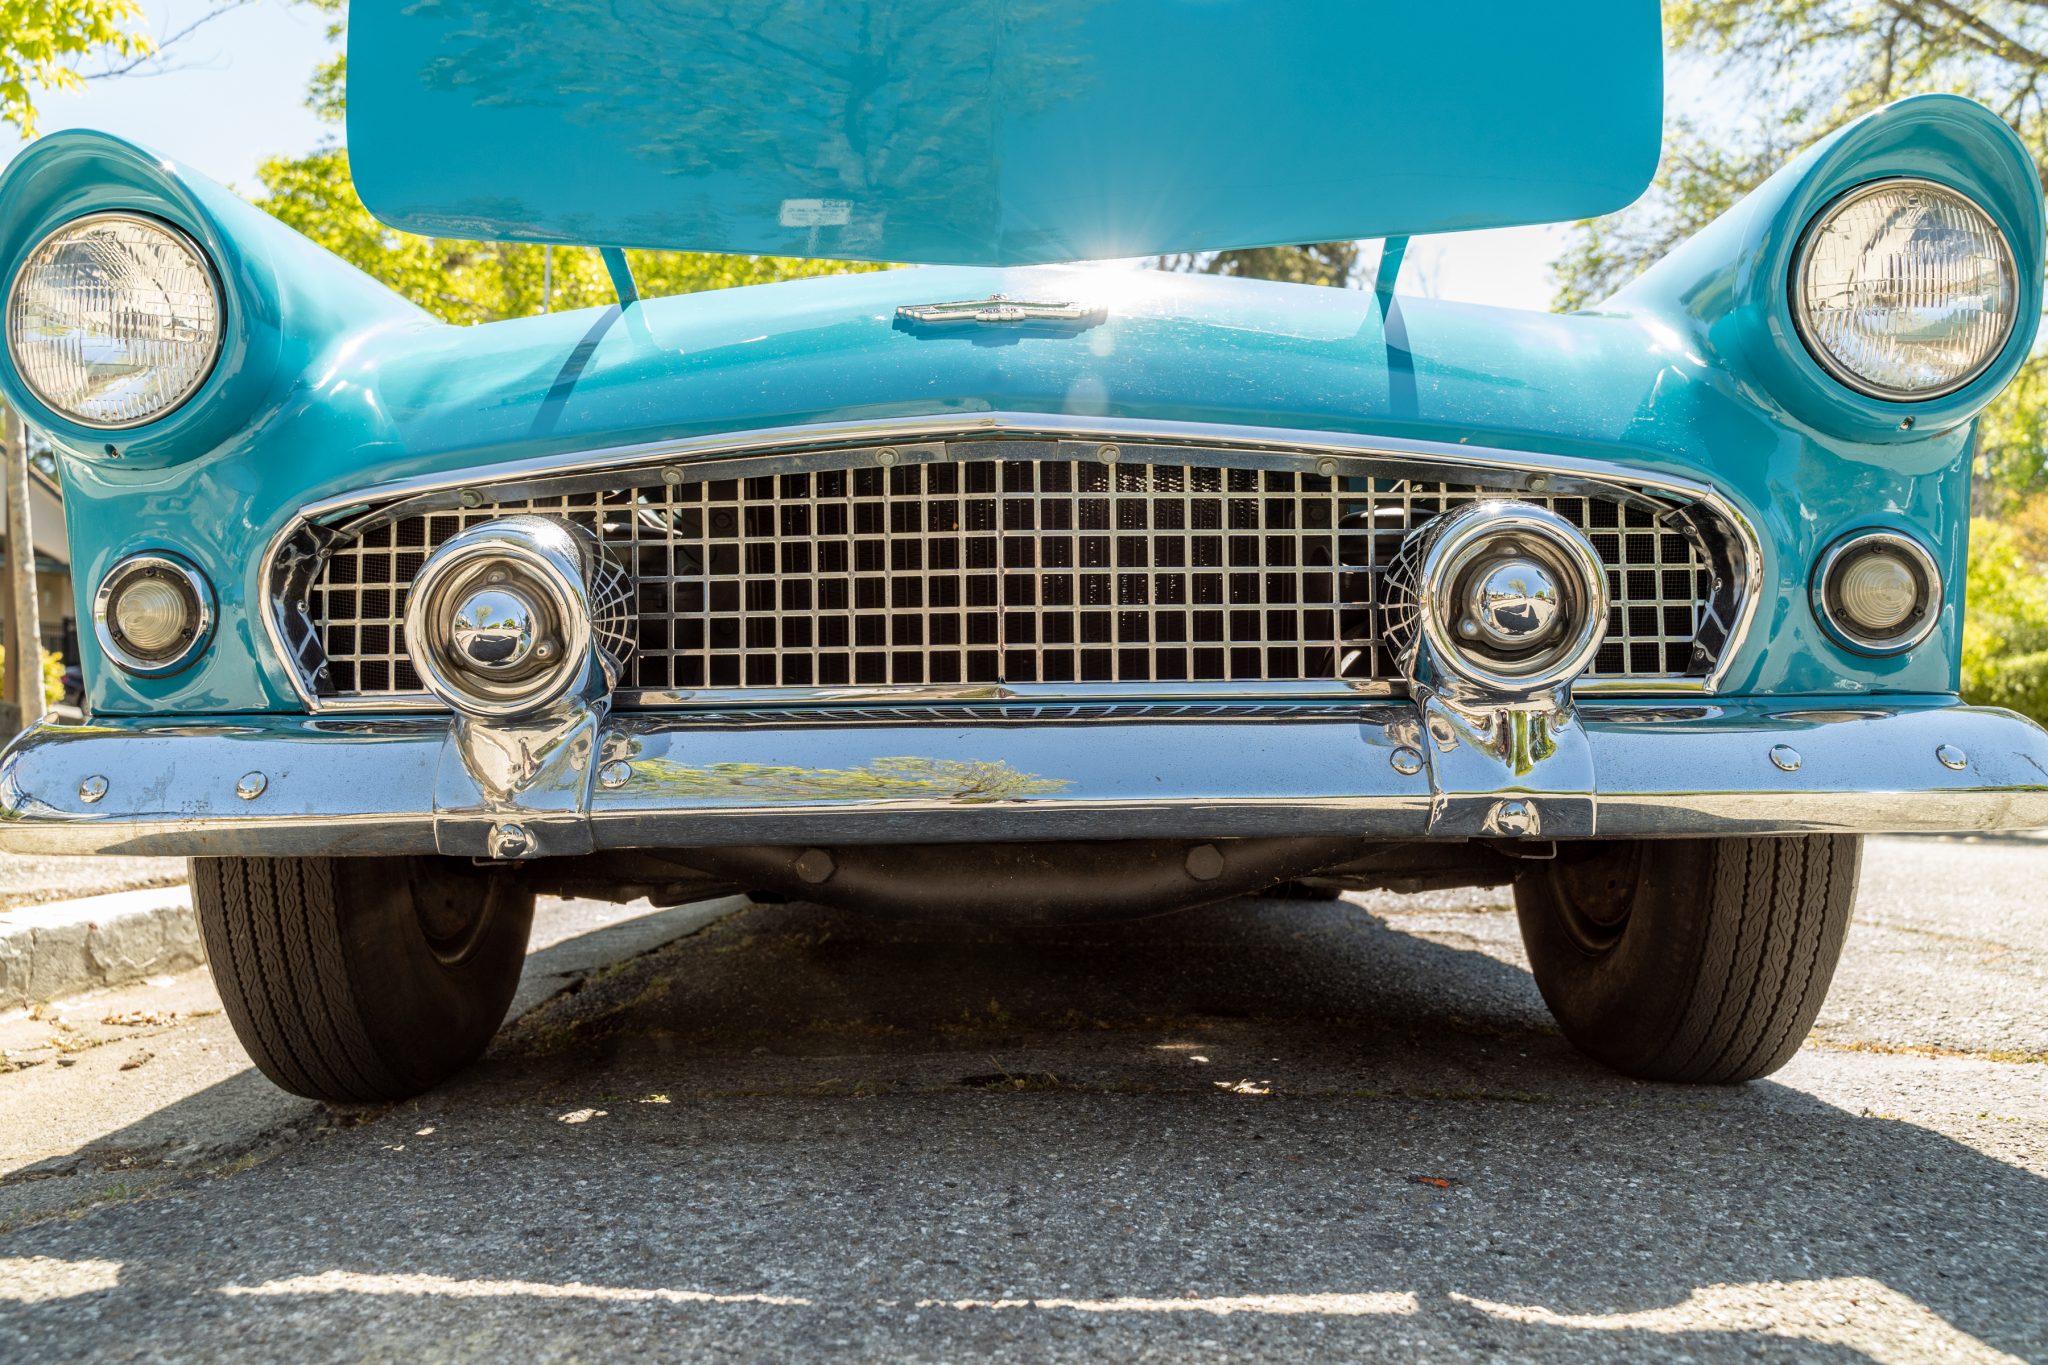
[1374,235,1409,317]
[600,247,640,307]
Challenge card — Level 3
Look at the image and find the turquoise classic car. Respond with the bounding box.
[1,1,2043,1101]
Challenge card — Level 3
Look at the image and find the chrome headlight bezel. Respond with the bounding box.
[1810,529,1942,656]
[405,524,593,718]
[93,551,216,677]
[402,516,639,719]
[1789,177,2019,403]
[1408,501,1611,699]
[5,210,226,431]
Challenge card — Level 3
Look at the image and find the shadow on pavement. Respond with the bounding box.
[0,894,2039,1362]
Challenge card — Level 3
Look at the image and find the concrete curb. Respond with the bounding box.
[0,884,198,1010]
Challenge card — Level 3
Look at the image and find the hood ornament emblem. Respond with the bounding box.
[895,293,1106,328]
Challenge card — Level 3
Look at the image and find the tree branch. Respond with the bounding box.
[80,0,262,80]
[1882,0,2048,73]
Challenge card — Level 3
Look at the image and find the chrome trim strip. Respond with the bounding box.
[612,679,1401,707]
[3,701,2041,856]
[258,414,1765,711]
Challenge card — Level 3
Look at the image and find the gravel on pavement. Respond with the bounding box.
[0,837,2041,1362]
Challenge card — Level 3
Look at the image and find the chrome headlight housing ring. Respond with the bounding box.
[405,519,595,718]
[1792,177,2018,402]
[1811,530,1942,656]
[93,551,215,677]
[404,516,633,718]
[5,211,224,430]
[1401,501,1611,700]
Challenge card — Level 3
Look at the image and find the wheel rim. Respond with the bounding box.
[412,868,499,966]
[1547,844,1642,956]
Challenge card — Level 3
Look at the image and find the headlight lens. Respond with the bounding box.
[93,552,215,676]
[405,516,635,718]
[1793,179,2017,401]
[6,213,222,429]
[1394,500,1610,698]
[1812,530,1941,655]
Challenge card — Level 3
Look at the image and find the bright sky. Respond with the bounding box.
[0,0,1594,313]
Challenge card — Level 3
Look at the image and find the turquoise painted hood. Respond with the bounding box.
[269,261,1799,486]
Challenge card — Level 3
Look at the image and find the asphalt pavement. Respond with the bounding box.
[0,836,2043,1362]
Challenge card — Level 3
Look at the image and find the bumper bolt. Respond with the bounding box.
[598,760,632,789]
[1488,799,1537,836]
[234,772,268,801]
[1936,744,1968,771]
[78,775,107,804]
[487,822,535,859]
[1184,844,1226,881]
[1390,746,1424,776]
[1769,744,1802,773]
[793,848,836,884]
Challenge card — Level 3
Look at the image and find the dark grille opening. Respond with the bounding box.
[306,453,1720,699]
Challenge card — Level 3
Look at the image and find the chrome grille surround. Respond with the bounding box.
[265,420,1757,712]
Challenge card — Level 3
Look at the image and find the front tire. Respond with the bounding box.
[1513,835,1860,1083]
[193,856,534,1102]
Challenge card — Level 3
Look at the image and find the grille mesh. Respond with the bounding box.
[308,455,1716,699]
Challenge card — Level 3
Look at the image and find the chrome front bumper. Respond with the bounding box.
[2,702,2046,858]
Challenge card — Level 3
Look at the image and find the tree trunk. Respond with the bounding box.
[3,404,43,729]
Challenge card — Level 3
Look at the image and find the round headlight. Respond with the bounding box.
[1394,501,1610,699]
[1812,530,1941,655]
[1793,179,2017,401]
[6,212,223,429]
[93,552,215,676]
[404,516,634,718]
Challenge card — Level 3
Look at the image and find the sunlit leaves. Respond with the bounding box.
[1962,513,2048,719]
[255,148,880,324]
[1553,2,2048,315]
[0,0,150,137]
[252,2,883,323]
[1161,243,1362,288]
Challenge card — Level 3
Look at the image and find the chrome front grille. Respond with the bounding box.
[279,437,1741,706]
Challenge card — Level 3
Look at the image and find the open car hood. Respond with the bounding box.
[347,0,1663,266]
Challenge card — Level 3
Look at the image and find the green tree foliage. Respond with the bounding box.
[1553,3,2048,507]
[258,146,870,324]
[1557,2,2048,311]
[0,646,65,705]
[1963,513,2048,720]
[256,2,881,323]
[0,0,149,137]
[1161,242,1362,288]
[1550,127,1789,312]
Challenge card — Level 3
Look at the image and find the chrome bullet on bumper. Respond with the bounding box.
[1,701,2045,858]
